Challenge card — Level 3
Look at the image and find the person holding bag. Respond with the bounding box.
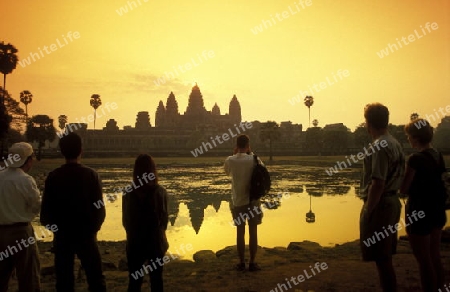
[400,118,447,292]
[224,134,264,272]
[122,154,169,292]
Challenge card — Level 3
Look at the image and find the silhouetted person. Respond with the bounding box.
[400,119,446,291]
[359,103,405,292]
[0,143,41,292]
[122,154,168,292]
[41,132,106,292]
[224,134,263,272]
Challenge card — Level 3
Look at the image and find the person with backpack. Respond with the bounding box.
[400,119,447,292]
[122,154,169,292]
[224,134,265,272]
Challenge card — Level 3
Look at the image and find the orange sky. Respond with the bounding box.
[1,0,449,130]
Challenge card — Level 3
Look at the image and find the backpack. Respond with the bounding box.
[249,155,271,201]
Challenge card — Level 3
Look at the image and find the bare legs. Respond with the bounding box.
[409,228,445,292]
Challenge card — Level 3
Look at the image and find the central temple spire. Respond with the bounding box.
[153,85,243,129]
[185,83,206,116]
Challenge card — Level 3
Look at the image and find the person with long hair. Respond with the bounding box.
[122,154,169,292]
[400,119,447,292]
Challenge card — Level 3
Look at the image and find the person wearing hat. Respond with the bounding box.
[0,142,41,292]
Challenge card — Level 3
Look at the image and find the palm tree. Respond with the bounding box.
[0,42,18,106]
[304,96,314,128]
[58,115,68,131]
[410,112,419,121]
[312,119,319,127]
[0,42,18,157]
[89,94,102,130]
[20,90,33,121]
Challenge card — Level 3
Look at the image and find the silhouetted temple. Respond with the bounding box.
[91,84,307,156]
[58,84,263,156]
[155,84,241,128]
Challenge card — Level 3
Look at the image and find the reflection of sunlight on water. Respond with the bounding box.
[34,164,450,260]
[32,224,55,242]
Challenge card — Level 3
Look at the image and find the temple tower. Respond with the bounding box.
[212,103,220,115]
[185,84,207,116]
[104,119,119,131]
[155,101,166,127]
[229,94,241,124]
[165,92,179,127]
[135,111,151,130]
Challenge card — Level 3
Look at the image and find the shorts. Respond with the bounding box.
[360,195,401,261]
[230,200,263,226]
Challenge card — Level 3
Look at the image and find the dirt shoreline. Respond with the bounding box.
[7,235,450,292]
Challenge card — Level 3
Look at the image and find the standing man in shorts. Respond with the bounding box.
[224,134,263,272]
[360,103,405,292]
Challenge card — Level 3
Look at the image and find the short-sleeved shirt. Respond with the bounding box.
[224,153,262,207]
[360,134,405,198]
[0,168,41,224]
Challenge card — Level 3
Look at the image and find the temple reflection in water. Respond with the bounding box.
[163,181,355,234]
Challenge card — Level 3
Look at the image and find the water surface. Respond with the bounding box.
[34,161,450,259]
